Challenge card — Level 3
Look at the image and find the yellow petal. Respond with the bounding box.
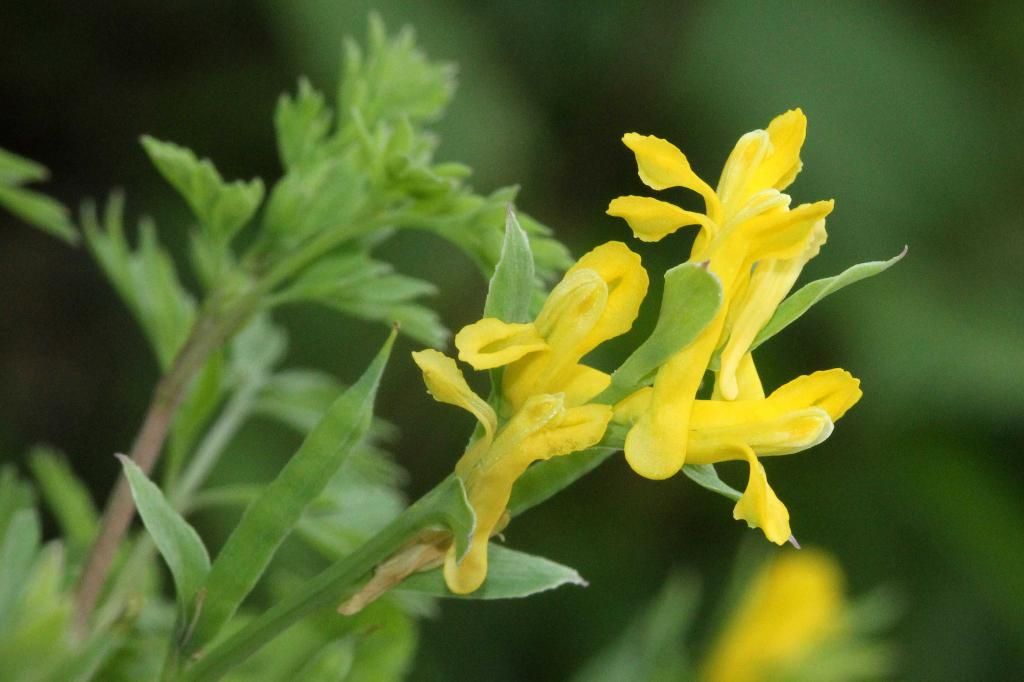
[738,199,834,264]
[716,129,772,217]
[623,321,723,479]
[688,407,833,463]
[455,318,547,370]
[769,369,862,421]
[732,445,791,545]
[717,219,826,400]
[412,349,496,442]
[713,351,765,401]
[607,195,712,243]
[759,108,807,191]
[565,241,650,355]
[558,363,612,406]
[621,133,720,217]
[444,396,611,594]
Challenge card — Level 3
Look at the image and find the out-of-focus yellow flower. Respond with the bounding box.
[701,549,845,682]
[607,110,840,482]
[412,242,649,593]
[614,369,861,543]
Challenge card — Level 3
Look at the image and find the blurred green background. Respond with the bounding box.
[2,1,1022,680]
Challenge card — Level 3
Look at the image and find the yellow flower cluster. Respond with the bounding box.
[413,110,862,594]
[608,109,861,544]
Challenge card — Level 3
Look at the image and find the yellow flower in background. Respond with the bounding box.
[607,109,839,480]
[412,241,649,594]
[701,549,845,682]
[614,369,861,543]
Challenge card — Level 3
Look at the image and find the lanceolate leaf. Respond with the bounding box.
[751,247,907,351]
[683,464,742,502]
[27,446,98,551]
[118,455,210,622]
[398,544,586,600]
[483,207,536,324]
[0,509,41,632]
[598,262,722,405]
[188,330,397,652]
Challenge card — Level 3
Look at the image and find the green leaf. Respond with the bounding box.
[185,476,473,681]
[275,78,332,171]
[82,194,197,368]
[683,464,742,502]
[571,573,700,682]
[398,543,586,599]
[189,329,397,651]
[27,445,98,551]
[751,247,907,351]
[0,147,47,184]
[141,136,264,243]
[117,454,211,623]
[0,184,78,244]
[0,509,41,632]
[509,448,617,517]
[483,206,536,324]
[598,262,723,404]
[0,466,36,541]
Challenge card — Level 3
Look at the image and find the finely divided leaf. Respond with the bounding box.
[141,136,264,243]
[0,147,77,244]
[752,247,907,351]
[599,262,722,404]
[275,78,332,171]
[398,544,586,599]
[117,455,210,621]
[189,330,396,651]
[483,207,536,324]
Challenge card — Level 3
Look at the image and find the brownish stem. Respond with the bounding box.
[73,309,236,633]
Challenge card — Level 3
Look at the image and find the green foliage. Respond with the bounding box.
[0,147,77,244]
[141,136,264,245]
[483,208,536,325]
[509,448,617,517]
[598,262,723,404]
[683,464,742,503]
[400,544,586,600]
[0,509,41,632]
[189,330,397,651]
[751,247,908,352]
[118,455,211,626]
[27,446,98,553]
[81,194,197,369]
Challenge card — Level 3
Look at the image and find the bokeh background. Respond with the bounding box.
[2,2,1023,680]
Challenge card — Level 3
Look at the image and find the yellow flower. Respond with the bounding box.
[607,109,838,480]
[413,241,649,593]
[613,369,862,544]
[701,549,845,682]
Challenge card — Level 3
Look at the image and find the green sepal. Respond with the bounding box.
[398,543,586,599]
[140,136,264,243]
[598,261,722,405]
[117,454,211,624]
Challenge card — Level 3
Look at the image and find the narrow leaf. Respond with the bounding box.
[683,464,742,502]
[185,476,473,681]
[117,454,211,621]
[752,247,907,350]
[27,446,98,550]
[399,543,586,599]
[0,147,47,184]
[189,329,397,651]
[483,206,536,324]
[599,262,722,404]
[0,184,77,244]
[0,509,41,631]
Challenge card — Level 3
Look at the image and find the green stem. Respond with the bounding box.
[183,476,471,682]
